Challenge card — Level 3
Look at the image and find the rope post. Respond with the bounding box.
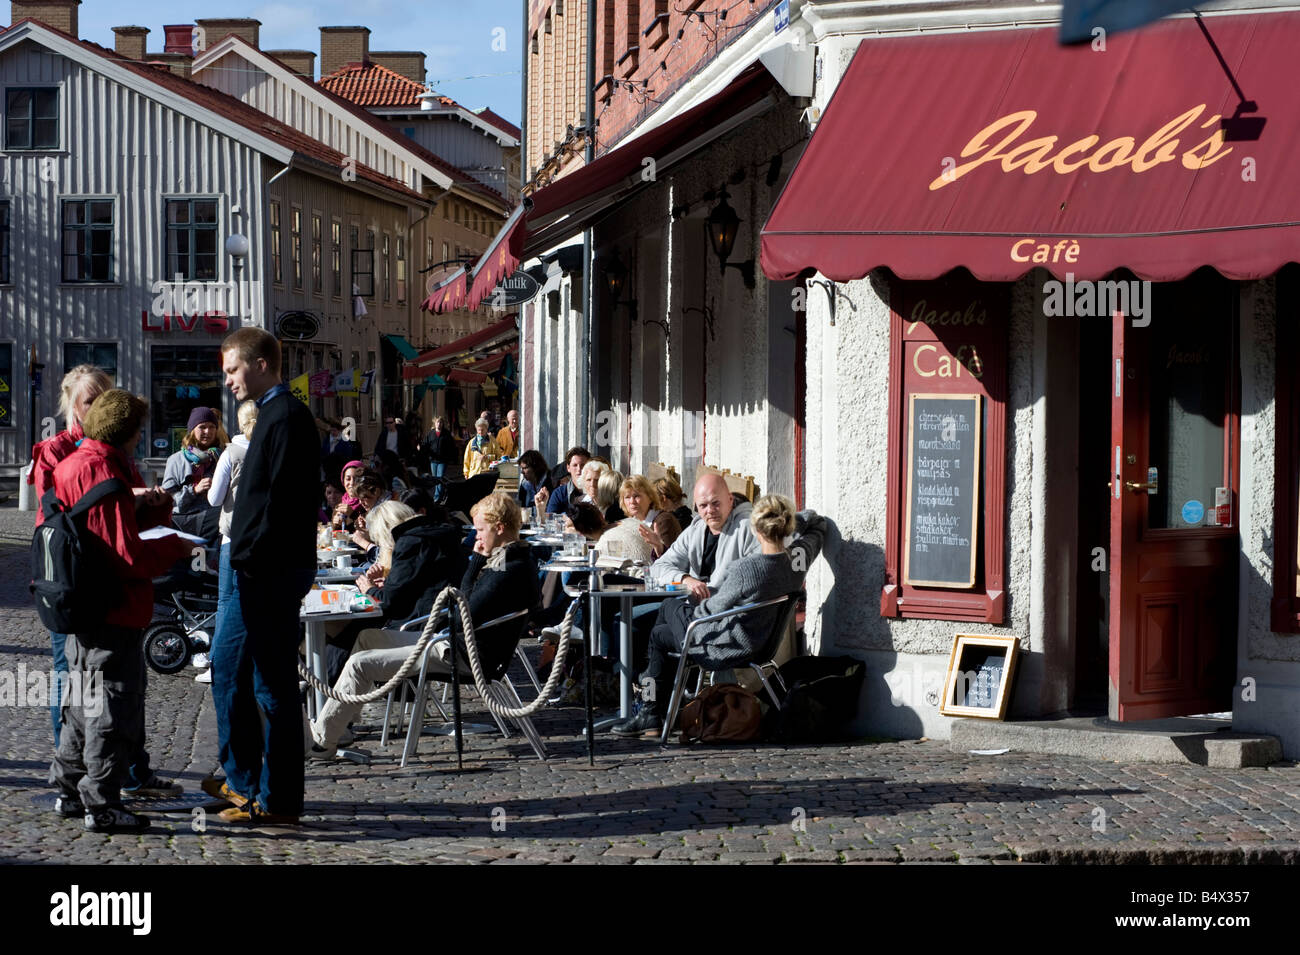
[451,618,464,771]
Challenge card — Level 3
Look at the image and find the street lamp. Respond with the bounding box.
[706,188,755,289]
[602,248,637,322]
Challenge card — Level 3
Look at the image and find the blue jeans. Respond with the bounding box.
[214,541,236,657]
[50,631,68,745]
[430,462,446,478]
[213,565,314,816]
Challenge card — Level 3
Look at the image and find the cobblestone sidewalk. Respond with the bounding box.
[3,506,1300,864]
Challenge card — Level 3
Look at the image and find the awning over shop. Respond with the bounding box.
[421,267,467,313]
[466,202,528,309]
[402,315,517,379]
[383,334,419,359]
[761,13,1300,282]
[456,62,779,311]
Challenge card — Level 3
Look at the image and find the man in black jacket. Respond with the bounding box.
[308,492,538,757]
[210,327,318,825]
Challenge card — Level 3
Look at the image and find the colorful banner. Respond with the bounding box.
[289,372,310,403]
[359,369,376,395]
[309,370,335,397]
[333,368,359,397]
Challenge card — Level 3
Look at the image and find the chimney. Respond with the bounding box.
[10,0,80,36]
[147,53,192,79]
[163,24,195,54]
[369,51,426,85]
[193,17,260,51]
[319,25,370,79]
[112,25,148,60]
[266,49,316,81]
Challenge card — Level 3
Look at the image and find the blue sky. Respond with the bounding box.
[79,0,524,124]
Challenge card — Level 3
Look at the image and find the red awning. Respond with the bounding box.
[457,63,778,302]
[465,203,528,309]
[466,343,517,376]
[446,368,488,385]
[421,267,467,313]
[762,13,1300,282]
[403,315,517,379]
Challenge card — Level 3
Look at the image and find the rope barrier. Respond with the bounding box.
[297,586,576,720]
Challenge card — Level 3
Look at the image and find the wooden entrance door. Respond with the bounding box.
[1108,271,1239,721]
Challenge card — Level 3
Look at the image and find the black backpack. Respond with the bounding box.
[30,478,128,633]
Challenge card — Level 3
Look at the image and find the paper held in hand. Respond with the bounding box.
[139,526,207,544]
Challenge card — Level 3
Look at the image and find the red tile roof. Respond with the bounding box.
[474,108,520,140]
[4,19,427,205]
[211,37,507,208]
[318,61,427,108]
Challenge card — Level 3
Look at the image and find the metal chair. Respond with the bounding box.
[398,607,541,767]
[658,591,802,747]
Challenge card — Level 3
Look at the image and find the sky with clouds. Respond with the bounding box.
[77,0,524,124]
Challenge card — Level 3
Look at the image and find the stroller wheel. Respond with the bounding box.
[143,623,191,675]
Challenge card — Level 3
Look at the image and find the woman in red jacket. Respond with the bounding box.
[49,390,194,833]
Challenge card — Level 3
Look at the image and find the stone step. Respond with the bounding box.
[950,715,1282,768]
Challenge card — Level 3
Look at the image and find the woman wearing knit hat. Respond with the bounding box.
[161,406,228,540]
[49,390,196,832]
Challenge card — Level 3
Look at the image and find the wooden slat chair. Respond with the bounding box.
[695,464,759,502]
[645,462,681,487]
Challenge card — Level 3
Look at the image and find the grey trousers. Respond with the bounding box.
[50,629,146,810]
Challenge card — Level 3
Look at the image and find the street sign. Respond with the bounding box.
[774,0,790,34]
[488,270,540,308]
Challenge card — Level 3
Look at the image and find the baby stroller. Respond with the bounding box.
[144,564,220,675]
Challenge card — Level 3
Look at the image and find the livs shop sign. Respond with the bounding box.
[930,104,1232,190]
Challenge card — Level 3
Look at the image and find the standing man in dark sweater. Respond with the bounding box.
[210,328,319,825]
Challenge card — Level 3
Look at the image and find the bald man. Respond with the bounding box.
[604,474,760,733]
[649,473,759,598]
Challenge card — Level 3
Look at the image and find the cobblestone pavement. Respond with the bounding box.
[3,505,1300,864]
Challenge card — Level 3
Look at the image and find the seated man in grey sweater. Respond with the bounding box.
[611,472,761,669]
[614,494,826,737]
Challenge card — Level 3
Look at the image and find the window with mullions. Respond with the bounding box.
[5,87,58,150]
[0,201,9,284]
[312,214,322,295]
[352,228,374,298]
[0,343,12,428]
[64,343,118,384]
[396,236,406,304]
[165,199,218,281]
[62,199,114,282]
[271,202,282,284]
[291,208,303,290]
[332,220,342,297]
[383,233,391,302]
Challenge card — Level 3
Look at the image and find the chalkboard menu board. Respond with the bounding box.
[903,393,982,588]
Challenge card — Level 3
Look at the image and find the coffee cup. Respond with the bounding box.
[335,554,350,571]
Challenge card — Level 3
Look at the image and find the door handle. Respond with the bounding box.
[1125,466,1159,495]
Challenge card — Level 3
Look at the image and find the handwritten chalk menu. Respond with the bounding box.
[903,393,982,588]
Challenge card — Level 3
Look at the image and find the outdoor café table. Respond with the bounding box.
[540,559,681,759]
[588,585,682,722]
[300,596,382,720]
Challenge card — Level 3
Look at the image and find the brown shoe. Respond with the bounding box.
[218,802,300,826]
[200,776,250,809]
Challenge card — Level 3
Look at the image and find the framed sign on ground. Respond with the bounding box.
[939,633,1020,719]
